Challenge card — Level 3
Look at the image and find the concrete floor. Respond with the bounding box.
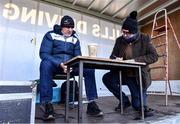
[35,95,180,123]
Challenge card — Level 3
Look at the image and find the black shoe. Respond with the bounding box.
[87,101,103,117]
[43,103,55,121]
[144,107,154,117]
[134,107,154,120]
[115,101,131,111]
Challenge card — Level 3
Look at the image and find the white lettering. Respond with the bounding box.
[92,24,100,37]
[109,29,116,40]
[38,11,44,26]
[45,12,58,28]
[3,3,19,20]
[2,3,121,41]
[21,7,36,24]
[101,27,108,39]
[77,21,87,34]
[116,29,121,37]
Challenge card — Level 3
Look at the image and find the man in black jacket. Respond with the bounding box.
[102,11,158,118]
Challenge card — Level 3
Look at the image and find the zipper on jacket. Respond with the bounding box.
[64,37,67,63]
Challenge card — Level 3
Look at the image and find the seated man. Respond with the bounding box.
[39,15,103,120]
[102,11,158,118]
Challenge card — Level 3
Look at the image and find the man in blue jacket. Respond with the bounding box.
[39,15,103,120]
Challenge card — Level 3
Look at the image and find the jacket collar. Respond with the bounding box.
[121,33,140,44]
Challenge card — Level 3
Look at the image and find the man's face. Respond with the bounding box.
[61,27,73,37]
[122,29,135,39]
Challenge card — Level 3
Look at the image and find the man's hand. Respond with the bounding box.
[115,57,123,61]
[60,63,73,73]
[60,63,67,73]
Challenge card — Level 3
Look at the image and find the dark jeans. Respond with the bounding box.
[102,71,147,110]
[40,60,98,104]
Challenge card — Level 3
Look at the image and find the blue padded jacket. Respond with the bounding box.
[39,24,82,67]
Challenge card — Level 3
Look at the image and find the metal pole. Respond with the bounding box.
[138,66,144,120]
[65,67,70,122]
[72,77,75,109]
[164,9,168,106]
[119,71,123,114]
[78,61,83,123]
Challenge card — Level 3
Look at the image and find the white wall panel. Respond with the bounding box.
[0,0,10,79]
[0,0,123,96]
[33,2,62,80]
[0,0,38,80]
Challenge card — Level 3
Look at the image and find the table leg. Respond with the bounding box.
[72,77,75,109]
[65,67,70,122]
[138,66,144,120]
[78,61,83,123]
[119,71,123,114]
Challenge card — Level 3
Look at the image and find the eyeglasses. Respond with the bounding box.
[121,30,134,37]
[122,30,131,35]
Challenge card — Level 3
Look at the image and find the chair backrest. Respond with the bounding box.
[53,74,74,80]
[53,74,67,80]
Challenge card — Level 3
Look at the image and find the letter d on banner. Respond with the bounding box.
[77,20,87,34]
